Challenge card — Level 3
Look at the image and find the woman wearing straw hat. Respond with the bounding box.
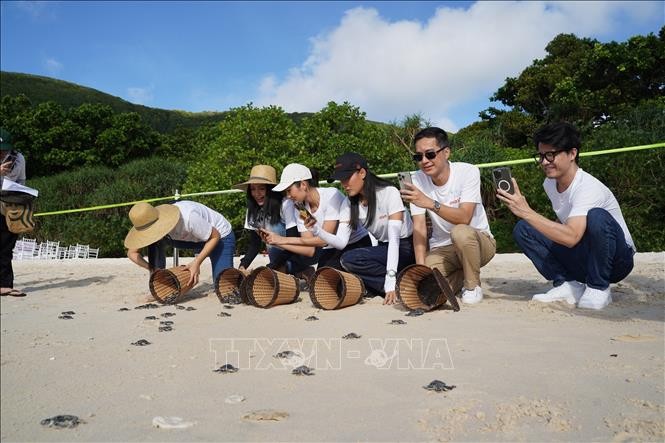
[234,164,315,275]
[124,201,235,287]
[329,152,416,305]
[265,163,372,271]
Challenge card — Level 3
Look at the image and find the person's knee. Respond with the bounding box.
[586,208,612,234]
[450,224,473,244]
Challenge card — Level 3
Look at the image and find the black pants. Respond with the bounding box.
[0,215,18,288]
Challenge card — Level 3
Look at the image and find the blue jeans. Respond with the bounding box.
[340,236,416,294]
[513,208,634,290]
[148,231,236,281]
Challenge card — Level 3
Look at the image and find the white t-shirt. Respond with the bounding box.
[169,201,232,242]
[243,198,297,231]
[359,186,413,242]
[544,168,635,250]
[295,187,368,246]
[410,162,492,248]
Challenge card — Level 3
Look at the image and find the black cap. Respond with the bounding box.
[328,152,368,182]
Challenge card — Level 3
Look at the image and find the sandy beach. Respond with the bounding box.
[1,253,663,442]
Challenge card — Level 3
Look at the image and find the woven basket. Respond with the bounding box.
[149,267,193,305]
[309,267,365,310]
[214,268,249,304]
[245,266,299,308]
[395,264,459,311]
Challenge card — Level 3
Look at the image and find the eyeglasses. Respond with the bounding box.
[412,147,446,162]
[534,150,566,164]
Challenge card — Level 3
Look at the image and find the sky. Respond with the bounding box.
[1,1,663,132]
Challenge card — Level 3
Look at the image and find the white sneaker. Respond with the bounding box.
[532,281,585,305]
[578,286,612,310]
[461,286,483,304]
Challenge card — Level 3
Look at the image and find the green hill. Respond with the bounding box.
[1,71,229,133]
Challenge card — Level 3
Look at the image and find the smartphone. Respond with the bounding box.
[397,171,413,190]
[294,201,315,223]
[492,167,515,194]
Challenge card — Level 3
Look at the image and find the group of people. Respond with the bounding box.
[123,122,635,311]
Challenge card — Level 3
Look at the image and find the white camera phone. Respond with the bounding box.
[397,171,412,190]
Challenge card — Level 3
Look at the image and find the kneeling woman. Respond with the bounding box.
[330,153,415,305]
[264,163,372,271]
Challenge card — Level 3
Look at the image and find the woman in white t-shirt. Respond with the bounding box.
[264,163,372,272]
[234,165,314,275]
[329,153,415,304]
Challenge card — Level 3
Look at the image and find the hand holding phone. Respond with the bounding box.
[493,167,515,194]
[294,201,316,224]
[397,171,412,191]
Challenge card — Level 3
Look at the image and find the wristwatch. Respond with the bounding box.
[387,269,397,278]
[432,199,441,212]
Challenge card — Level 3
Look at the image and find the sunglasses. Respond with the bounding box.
[534,150,566,164]
[412,146,446,162]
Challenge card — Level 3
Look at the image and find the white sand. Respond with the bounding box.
[1,253,663,442]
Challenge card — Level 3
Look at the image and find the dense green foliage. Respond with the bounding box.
[5,29,663,257]
[1,71,229,133]
[28,157,187,257]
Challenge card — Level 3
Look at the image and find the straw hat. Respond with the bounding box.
[233,165,278,191]
[124,202,180,249]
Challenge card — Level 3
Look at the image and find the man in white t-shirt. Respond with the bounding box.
[125,201,235,287]
[402,127,496,304]
[497,122,635,310]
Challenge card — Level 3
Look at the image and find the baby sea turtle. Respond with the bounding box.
[305,316,319,321]
[40,415,81,428]
[389,319,407,325]
[342,333,361,339]
[144,316,158,320]
[118,307,130,312]
[61,311,75,315]
[131,339,151,346]
[406,309,425,317]
[217,312,232,317]
[221,289,244,305]
[186,306,196,311]
[213,364,238,373]
[158,326,173,332]
[423,380,456,392]
[174,305,186,310]
[58,315,73,320]
[223,304,235,309]
[160,320,174,326]
[160,312,176,318]
[135,303,159,310]
[292,365,314,376]
[274,350,298,359]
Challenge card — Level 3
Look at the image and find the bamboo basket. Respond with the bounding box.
[309,267,365,310]
[149,267,194,305]
[214,268,249,304]
[245,266,300,308]
[395,264,459,311]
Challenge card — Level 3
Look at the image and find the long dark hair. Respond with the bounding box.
[246,185,282,226]
[349,171,393,230]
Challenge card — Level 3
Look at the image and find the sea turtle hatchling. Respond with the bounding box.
[58,315,73,320]
[292,365,314,376]
[389,319,407,325]
[305,316,319,321]
[131,339,151,346]
[274,350,298,359]
[174,305,186,310]
[223,304,235,309]
[406,309,425,317]
[144,316,158,320]
[213,364,238,373]
[158,326,173,332]
[160,320,174,326]
[423,380,456,392]
[135,303,159,310]
[40,415,81,428]
[217,312,231,317]
[342,333,361,339]
[61,311,75,315]
[160,312,176,318]
[118,307,130,312]
[185,306,196,311]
